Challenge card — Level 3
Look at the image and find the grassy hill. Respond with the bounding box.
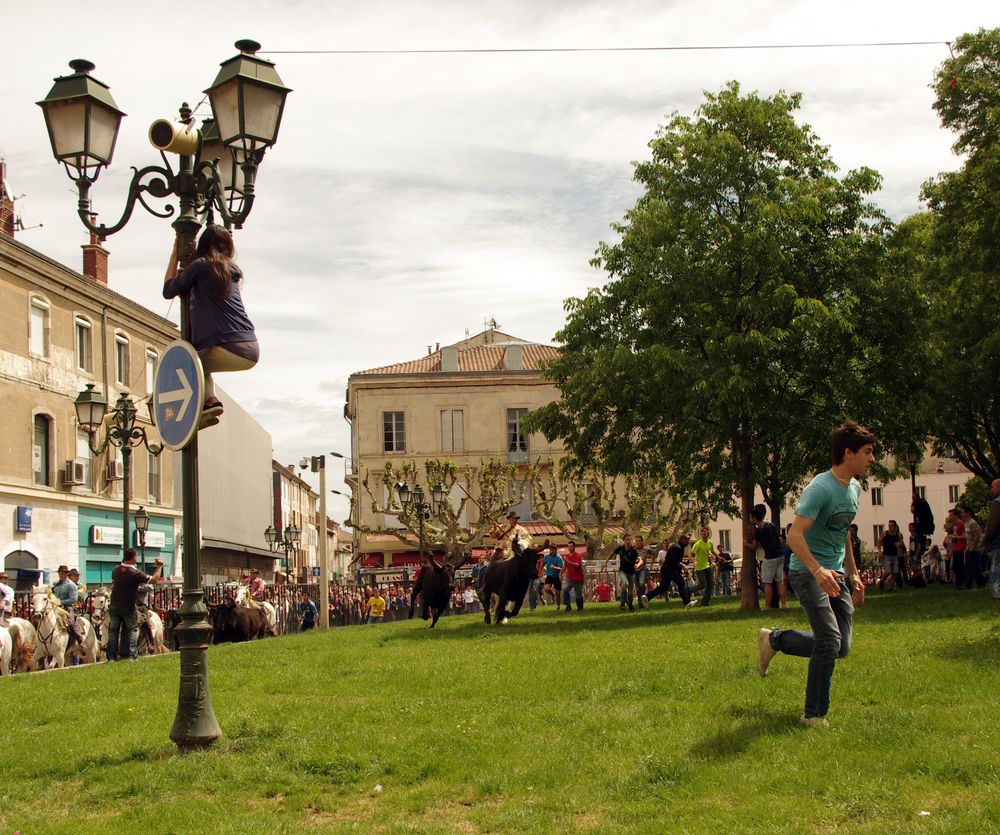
[2,588,998,834]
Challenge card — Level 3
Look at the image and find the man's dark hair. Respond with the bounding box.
[123,548,137,561]
[750,504,767,522]
[849,523,859,532]
[831,420,876,465]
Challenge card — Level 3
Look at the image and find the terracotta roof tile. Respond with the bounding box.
[353,340,559,376]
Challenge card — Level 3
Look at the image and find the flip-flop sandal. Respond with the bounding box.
[198,414,221,430]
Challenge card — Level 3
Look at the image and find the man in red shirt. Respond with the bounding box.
[594,578,614,603]
[561,542,586,611]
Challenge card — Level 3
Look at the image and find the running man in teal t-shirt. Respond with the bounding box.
[757,421,874,726]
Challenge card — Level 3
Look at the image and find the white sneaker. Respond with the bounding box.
[758,628,776,677]
[800,715,828,727]
[685,600,699,609]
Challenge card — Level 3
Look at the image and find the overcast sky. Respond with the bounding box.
[2,2,996,522]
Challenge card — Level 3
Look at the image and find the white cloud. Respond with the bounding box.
[4,0,993,502]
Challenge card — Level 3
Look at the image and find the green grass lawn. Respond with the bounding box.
[2,587,998,834]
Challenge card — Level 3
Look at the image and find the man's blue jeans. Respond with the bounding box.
[773,570,853,718]
[106,606,138,661]
[618,571,640,608]
[989,547,1000,599]
[562,579,584,609]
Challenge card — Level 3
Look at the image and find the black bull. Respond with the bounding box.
[210,601,270,643]
[409,562,457,628]
[479,546,539,625]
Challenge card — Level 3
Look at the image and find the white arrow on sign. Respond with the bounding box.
[160,368,194,423]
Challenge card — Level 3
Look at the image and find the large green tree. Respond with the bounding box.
[916,28,1000,482]
[527,82,919,609]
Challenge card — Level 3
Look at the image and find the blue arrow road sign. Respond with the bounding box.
[153,340,204,451]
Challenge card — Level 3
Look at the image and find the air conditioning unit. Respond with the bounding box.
[63,460,85,485]
[106,460,124,481]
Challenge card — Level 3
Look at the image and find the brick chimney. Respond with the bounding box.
[82,230,109,285]
[0,160,15,238]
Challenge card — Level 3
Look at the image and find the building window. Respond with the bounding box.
[148,450,161,502]
[115,334,130,386]
[576,482,594,517]
[873,524,885,544]
[718,530,732,551]
[145,349,158,393]
[33,414,51,486]
[948,484,961,504]
[440,409,464,452]
[76,430,93,489]
[507,408,528,453]
[75,316,92,372]
[915,486,926,500]
[29,298,50,357]
[870,487,883,506]
[383,412,405,453]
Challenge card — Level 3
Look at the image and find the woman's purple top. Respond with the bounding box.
[163,257,256,351]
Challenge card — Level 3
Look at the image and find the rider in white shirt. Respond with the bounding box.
[0,572,13,625]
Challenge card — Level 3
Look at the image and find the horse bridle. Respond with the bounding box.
[33,597,62,653]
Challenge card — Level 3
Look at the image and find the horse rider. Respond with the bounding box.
[247,567,266,601]
[52,565,86,643]
[490,510,532,561]
[0,571,13,626]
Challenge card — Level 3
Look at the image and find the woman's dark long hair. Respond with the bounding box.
[195,225,239,299]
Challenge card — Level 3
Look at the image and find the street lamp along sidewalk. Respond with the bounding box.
[41,40,290,752]
[74,384,162,572]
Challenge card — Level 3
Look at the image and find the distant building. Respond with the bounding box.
[197,388,276,583]
[0,179,181,587]
[271,460,319,582]
[1,159,281,588]
[344,327,568,571]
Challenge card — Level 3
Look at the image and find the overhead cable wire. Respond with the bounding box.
[261,40,950,56]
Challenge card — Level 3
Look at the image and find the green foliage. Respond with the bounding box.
[2,592,999,832]
[526,457,682,557]
[932,28,1000,156]
[907,30,1000,482]
[358,458,527,562]
[958,476,994,521]
[528,82,923,608]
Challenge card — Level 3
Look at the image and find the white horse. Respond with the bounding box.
[89,588,110,658]
[0,627,10,676]
[138,610,168,655]
[234,585,277,635]
[6,617,37,673]
[31,590,98,668]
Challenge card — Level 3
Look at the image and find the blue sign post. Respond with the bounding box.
[153,340,204,451]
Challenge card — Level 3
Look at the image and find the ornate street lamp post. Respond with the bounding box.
[134,506,150,572]
[42,41,290,751]
[905,444,920,529]
[396,482,447,565]
[75,385,162,562]
[265,524,301,579]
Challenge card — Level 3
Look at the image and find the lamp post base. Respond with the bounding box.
[168,589,221,750]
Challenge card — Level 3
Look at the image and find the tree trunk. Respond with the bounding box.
[766,496,783,533]
[739,446,760,611]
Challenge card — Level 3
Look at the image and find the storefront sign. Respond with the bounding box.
[134,530,166,549]
[91,526,124,546]
[16,506,32,532]
[91,526,167,548]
